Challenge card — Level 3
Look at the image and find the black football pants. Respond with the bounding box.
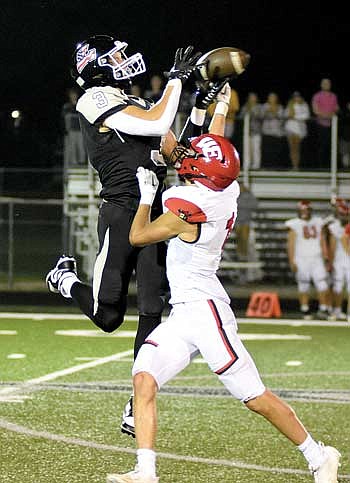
[71,200,168,358]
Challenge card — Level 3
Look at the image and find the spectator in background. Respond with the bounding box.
[144,74,164,102]
[261,92,286,169]
[207,86,240,141]
[311,78,339,169]
[338,101,350,169]
[61,87,87,167]
[284,91,310,171]
[239,92,263,169]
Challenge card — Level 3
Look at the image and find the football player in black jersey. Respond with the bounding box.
[46,35,201,437]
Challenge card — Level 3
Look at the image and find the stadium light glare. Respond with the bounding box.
[11,110,21,119]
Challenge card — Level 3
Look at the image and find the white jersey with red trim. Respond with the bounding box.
[162,180,240,304]
[285,216,325,258]
[329,219,350,266]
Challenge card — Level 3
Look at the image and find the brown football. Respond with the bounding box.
[195,47,251,82]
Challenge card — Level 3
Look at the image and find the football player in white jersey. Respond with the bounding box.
[285,200,331,320]
[328,200,350,320]
[106,86,340,483]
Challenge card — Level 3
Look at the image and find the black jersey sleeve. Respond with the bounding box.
[178,115,204,147]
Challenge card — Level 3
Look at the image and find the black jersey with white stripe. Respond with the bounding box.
[77,86,167,205]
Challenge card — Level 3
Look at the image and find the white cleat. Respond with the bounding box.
[336,312,347,321]
[46,255,77,296]
[106,471,159,483]
[310,444,341,483]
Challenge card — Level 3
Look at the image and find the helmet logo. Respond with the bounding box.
[76,44,97,73]
[196,136,223,162]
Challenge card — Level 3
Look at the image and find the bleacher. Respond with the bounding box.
[63,166,350,283]
[63,166,100,278]
[219,169,350,283]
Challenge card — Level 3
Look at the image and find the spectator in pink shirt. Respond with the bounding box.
[311,78,339,169]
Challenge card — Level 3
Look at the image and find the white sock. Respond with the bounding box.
[319,304,327,312]
[59,273,79,298]
[333,307,341,315]
[298,434,325,469]
[301,304,309,312]
[136,448,156,477]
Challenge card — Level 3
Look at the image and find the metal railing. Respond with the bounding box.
[1,114,348,290]
[0,197,63,289]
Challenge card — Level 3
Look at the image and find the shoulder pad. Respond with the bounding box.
[164,196,207,223]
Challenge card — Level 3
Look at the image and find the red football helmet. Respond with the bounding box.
[297,200,312,219]
[169,134,240,191]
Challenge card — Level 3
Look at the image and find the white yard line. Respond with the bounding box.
[2,418,350,479]
[0,349,133,397]
[0,312,138,321]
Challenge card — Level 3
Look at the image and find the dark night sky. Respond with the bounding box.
[0,0,348,155]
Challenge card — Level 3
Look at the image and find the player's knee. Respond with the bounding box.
[133,371,158,401]
[315,279,328,292]
[245,389,296,419]
[138,297,165,316]
[245,390,268,413]
[245,389,280,416]
[298,281,310,293]
[94,310,124,333]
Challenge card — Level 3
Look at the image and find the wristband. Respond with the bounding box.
[214,102,228,117]
[139,192,156,205]
[190,107,206,126]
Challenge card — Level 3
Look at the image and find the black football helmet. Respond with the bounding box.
[71,34,146,89]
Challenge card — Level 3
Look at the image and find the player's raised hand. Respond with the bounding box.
[166,46,202,84]
[195,78,231,110]
[216,81,231,105]
[136,167,159,205]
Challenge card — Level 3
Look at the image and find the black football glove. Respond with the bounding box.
[166,46,202,84]
[195,78,231,110]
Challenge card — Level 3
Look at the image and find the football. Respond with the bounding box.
[195,47,251,83]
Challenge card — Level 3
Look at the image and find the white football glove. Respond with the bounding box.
[136,167,159,205]
[216,82,231,105]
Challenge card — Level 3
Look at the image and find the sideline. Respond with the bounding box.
[3,418,349,479]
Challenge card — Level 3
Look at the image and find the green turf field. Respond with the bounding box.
[0,312,349,482]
